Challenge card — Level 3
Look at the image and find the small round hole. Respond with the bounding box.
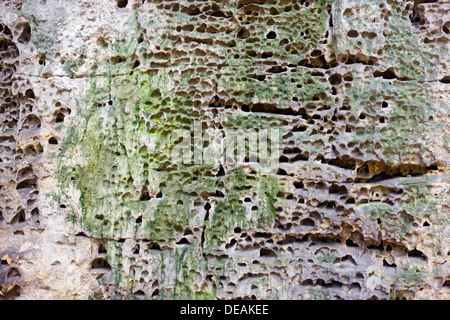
[266,31,277,39]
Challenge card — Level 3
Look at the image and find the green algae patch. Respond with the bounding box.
[63,46,87,77]
[335,0,447,81]
[257,175,279,226]
[227,0,332,65]
[308,288,331,300]
[396,265,426,288]
[219,0,332,107]
[206,191,248,246]
[55,61,282,246]
[171,246,217,300]
[21,0,67,58]
[359,201,413,236]
[343,76,445,164]
[356,173,447,252]
[144,194,196,243]
[205,170,280,249]
[399,176,438,220]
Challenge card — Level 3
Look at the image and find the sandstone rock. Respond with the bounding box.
[0,0,448,300]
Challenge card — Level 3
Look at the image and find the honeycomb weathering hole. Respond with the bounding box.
[91,258,111,270]
[116,0,128,8]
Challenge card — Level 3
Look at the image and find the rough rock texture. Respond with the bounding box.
[0,0,449,300]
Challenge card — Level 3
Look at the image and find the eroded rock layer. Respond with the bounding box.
[0,0,449,300]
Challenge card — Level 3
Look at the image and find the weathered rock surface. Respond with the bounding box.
[0,0,449,300]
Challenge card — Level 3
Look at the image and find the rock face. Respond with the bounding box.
[0,0,449,300]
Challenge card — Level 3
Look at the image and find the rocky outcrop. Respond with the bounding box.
[0,0,449,300]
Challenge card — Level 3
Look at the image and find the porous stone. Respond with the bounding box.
[0,0,449,300]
